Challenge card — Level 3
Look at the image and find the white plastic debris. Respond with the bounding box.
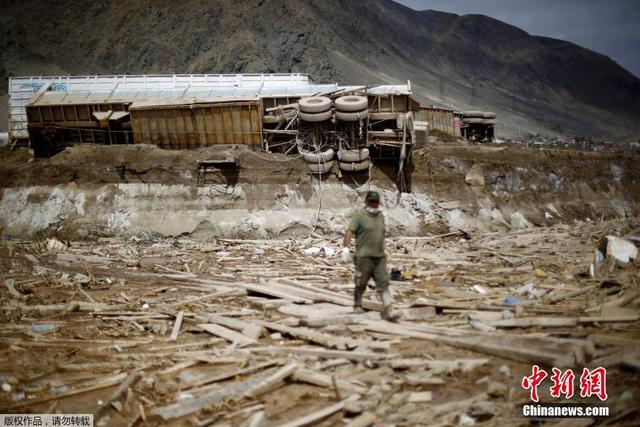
[141,303,150,310]
[1,383,11,392]
[302,247,321,255]
[322,246,335,257]
[470,319,496,332]
[46,237,66,252]
[471,284,488,295]
[73,273,91,285]
[516,282,535,295]
[603,235,638,263]
[544,211,553,219]
[459,413,475,425]
[502,310,514,320]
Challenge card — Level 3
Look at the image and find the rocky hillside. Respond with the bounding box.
[2,0,639,138]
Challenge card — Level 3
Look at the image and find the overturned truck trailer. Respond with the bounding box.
[11,74,417,188]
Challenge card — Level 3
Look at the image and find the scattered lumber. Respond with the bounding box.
[255,320,356,350]
[244,363,299,398]
[249,346,392,361]
[390,358,489,373]
[292,368,368,395]
[197,323,257,347]
[149,373,272,421]
[363,320,587,367]
[488,317,577,328]
[276,396,356,427]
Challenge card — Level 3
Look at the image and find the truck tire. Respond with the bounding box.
[463,117,484,124]
[335,95,368,112]
[339,159,370,172]
[308,160,334,174]
[335,109,368,122]
[462,110,484,118]
[300,147,335,163]
[298,110,332,122]
[338,148,369,162]
[483,112,497,119]
[298,96,332,113]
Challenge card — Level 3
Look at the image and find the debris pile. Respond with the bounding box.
[1,220,639,425]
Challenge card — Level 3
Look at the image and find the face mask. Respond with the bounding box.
[365,206,379,214]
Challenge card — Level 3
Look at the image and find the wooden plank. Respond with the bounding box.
[291,368,367,395]
[248,346,392,361]
[363,320,577,367]
[256,321,354,350]
[244,363,298,398]
[149,373,270,421]
[181,360,279,391]
[169,311,184,342]
[488,317,577,328]
[195,313,265,340]
[407,391,432,403]
[390,358,489,373]
[578,315,640,323]
[276,398,350,427]
[590,333,640,347]
[197,323,256,347]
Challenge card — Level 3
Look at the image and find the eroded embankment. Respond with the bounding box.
[0,144,638,239]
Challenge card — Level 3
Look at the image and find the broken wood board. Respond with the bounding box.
[193,313,264,340]
[390,358,489,373]
[291,368,368,395]
[249,346,393,361]
[197,323,257,347]
[256,320,357,350]
[149,373,272,421]
[276,396,357,427]
[363,320,586,367]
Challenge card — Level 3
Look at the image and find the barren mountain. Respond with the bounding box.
[2,0,639,138]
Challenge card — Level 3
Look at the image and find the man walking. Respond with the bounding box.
[341,191,397,321]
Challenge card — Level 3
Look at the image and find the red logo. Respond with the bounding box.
[521,366,607,401]
[550,368,576,399]
[521,365,548,402]
[579,367,608,401]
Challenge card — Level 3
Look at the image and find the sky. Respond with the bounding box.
[395,0,640,77]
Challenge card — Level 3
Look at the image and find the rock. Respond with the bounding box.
[465,164,485,187]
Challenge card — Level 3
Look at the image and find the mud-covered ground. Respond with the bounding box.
[1,142,639,240]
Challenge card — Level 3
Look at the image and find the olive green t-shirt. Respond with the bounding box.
[348,208,386,258]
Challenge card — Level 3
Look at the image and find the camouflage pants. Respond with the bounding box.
[353,256,392,311]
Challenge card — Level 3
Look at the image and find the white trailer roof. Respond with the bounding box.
[8,73,313,139]
[8,73,411,140]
